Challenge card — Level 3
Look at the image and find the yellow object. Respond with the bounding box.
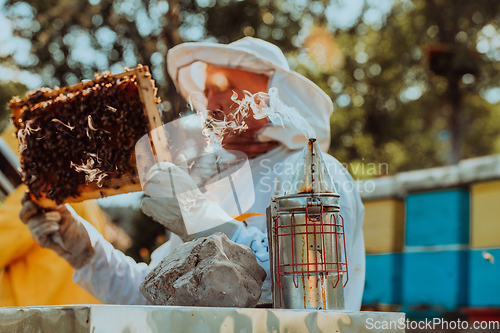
[0,185,108,306]
[470,180,500,248]
[362,198,404,253]
[0,123,20,159]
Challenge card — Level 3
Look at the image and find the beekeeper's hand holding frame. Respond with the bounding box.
[19,194,95,269]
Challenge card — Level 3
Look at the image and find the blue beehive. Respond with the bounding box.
[406,189,469,247]
[402,251,468,311]
[469,249,500,307]
[363,254,402,305]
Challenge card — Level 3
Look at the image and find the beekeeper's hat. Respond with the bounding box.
[167,37,334,152]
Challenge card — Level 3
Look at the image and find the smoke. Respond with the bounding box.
[188,87,316,150]
[51,118,75,130]
[188,91,249,152]
[17,118,41,152]
[86,115,110,139]
[235,87,316,139]
[71,153,108,187]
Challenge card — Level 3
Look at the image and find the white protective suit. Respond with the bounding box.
[73,37,365,310]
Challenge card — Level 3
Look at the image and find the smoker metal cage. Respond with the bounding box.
[268,192,348,310]
[267,138,348,310]
[272,202,348,290]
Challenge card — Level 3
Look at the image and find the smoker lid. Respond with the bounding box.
[274,193,340,212]
[279,138,338,196]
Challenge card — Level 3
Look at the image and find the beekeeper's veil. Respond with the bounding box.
[167,37,334,152]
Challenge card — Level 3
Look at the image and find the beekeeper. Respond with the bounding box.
[20,37,365,310]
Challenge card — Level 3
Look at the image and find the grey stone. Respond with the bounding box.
[139,232,266,308]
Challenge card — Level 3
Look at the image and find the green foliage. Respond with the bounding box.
[0,81,27,133]
[2,0,500,179]
[123,208,167,264]
[4,0,182,119]
[100,203,167,263]
[4,0,500,257]
[289,0,500,177]
[1,0,303,119]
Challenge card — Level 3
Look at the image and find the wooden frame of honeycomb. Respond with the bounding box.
[10,65,170,207]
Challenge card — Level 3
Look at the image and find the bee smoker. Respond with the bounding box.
[267,138,348,310]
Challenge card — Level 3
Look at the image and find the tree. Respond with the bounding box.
[289,0,500,176]
[2,0,500,178]
[3,0,182,121]
[1,0,376,116]
[0,81,27,132]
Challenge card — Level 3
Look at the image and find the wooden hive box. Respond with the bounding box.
[9,65,170,207]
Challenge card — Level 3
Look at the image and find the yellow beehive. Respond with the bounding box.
[362,198,404,253]
[470,180,500,248]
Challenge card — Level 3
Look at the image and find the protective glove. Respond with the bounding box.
[141,162,241,241]
[19,194,95,269]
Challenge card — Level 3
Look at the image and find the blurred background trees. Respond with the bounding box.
[2,0,500,256]
[3,0,500,176]
[0,81,26,132]
[317,0,500,173]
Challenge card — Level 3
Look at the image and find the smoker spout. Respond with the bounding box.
[280,138,337,195]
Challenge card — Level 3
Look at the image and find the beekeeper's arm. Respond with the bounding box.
[19,194,151,305]
[141,162,271,278]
